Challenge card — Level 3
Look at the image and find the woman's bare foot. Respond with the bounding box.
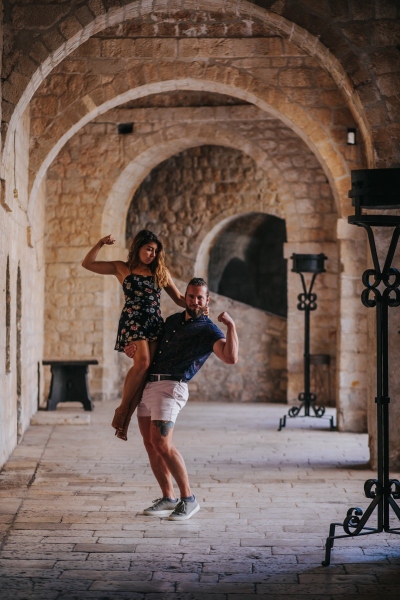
[115,429,128,441]
[111,406,129,432]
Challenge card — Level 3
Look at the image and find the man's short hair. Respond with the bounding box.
[186,277,209,296]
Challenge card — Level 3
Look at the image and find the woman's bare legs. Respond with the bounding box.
[114,341,158,440]
[112,340,151,432]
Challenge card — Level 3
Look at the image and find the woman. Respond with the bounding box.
[82,230,186,440]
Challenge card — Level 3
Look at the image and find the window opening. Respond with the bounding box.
[6,256,11,373]
[16,264,22,440]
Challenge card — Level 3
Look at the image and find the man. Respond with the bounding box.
[125,277,238,521]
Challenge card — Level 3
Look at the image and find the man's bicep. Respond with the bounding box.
[213,337,227,362]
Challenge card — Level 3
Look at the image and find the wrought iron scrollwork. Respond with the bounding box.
[343,507,364,536]
[313,405,326,417]
[288,406,301,417]
[361,267,400,308]
[322,214,400,567]
[278,263,334,431]
[364,479,381,499]
[389,479,400,499]
[297,292,317,311]
[383,268,400,307]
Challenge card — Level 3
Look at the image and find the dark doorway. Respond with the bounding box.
[208,213,287,317]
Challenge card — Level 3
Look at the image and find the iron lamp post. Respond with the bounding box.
[322,167,400,566]
[278,253,334,430]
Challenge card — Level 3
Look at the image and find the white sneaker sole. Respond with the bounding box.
[168,503,200,521]
[142,509,175,517]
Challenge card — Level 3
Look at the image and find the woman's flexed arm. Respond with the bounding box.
[82,235,120,276]
[163,273,186,308]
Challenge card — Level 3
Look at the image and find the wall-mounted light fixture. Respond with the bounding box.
[118,123,134,135]
[347,128,356,145]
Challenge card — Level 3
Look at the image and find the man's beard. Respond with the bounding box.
[186,305,207,319]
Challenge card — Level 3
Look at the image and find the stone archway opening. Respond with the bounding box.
[123,144,288,403]
[208,212,287,318]
[21,0,367,434]
[125,144,286,282]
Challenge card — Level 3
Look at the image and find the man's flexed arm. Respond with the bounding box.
[213,312,239,365]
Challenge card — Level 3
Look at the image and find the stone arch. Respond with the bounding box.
[96,134,295,403]
[3,0,373,185]
[29,69,360,224]
[101,123,293,247]
[193,211,286,287]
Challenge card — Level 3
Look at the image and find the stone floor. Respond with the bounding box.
[0,401,400,599]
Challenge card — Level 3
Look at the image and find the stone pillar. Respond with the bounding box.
[284,241,338,408]
[336,219,368,433]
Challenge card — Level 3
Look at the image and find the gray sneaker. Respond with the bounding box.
[143,497,178,516]
[168,496,200,521]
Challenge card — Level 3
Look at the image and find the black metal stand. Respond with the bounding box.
[43,360,98,411]
[322,216,400,566]
[279,267,334,431]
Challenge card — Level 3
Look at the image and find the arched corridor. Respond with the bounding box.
[1,2,400,592]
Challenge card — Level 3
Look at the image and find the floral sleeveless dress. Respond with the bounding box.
[114,274,164,351]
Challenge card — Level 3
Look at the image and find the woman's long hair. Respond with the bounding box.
[127,230,169,288]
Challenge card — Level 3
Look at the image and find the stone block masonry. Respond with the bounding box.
[44,105,338,405]
[5,0,398,472]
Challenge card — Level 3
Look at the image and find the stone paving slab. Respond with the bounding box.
[0,402,399,599]
[30,413,91,426]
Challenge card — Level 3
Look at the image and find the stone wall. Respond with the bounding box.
[126,143,286,278]
[43,107,339,400]
[336,220,369,433]
[5,0,397,469]
[0,107,45,466]
[25,32,362,207]
[126,141,338,405]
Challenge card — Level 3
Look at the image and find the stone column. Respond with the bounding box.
[336,219,368,433]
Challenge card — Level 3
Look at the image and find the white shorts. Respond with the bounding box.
[137,380,189,422]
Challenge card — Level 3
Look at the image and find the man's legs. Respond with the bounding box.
[138,416,191,499]
[138,416,176,499]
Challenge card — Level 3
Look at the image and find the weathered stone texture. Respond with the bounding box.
[43,107,338,404]
[127,144,286,279]
[2,1,400,168]
[27,35,359,201]
[2,0,399,471]
[0,107,45,467]
[3,401,392,598]
[125,140,338,405]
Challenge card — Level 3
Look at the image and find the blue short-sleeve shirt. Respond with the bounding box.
[149,312,225,382]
